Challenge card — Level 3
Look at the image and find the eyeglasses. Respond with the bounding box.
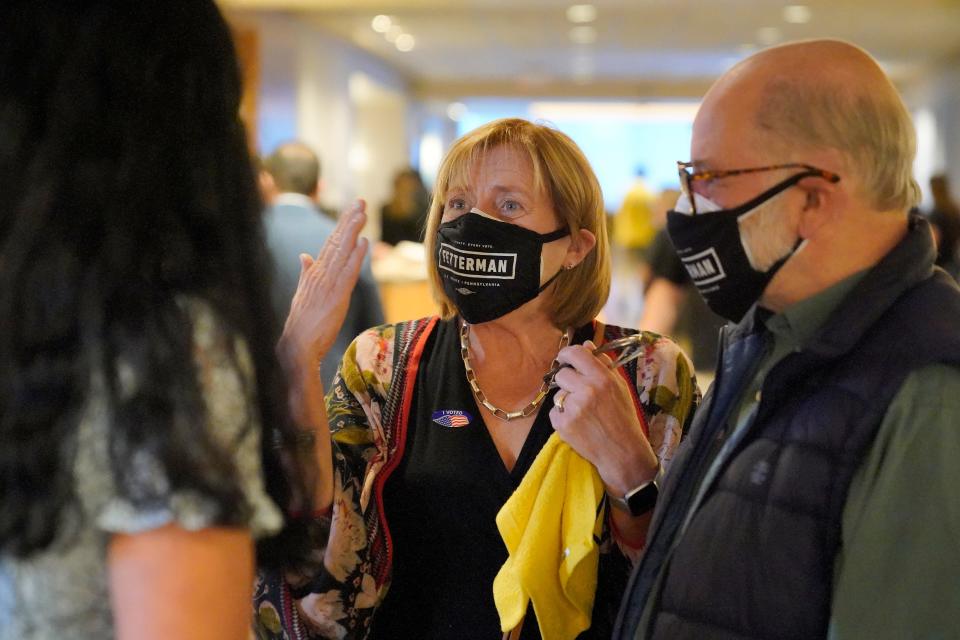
[543,334,648,389]
[677,161,841,214]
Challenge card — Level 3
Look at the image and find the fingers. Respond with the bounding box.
[556,342,614,380]
[584,340,615,368]
[337,237,368,293]
[315,200,366,264]
[319,202,367,273]
[294,253,314,289]
[554,389,568,413]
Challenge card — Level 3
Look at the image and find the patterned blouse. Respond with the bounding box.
[254,317,699,640]
[0,299,283,640]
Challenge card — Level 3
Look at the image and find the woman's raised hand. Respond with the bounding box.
[279,200,369,377]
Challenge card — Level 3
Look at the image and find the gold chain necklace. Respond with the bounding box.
[459,322,570,422]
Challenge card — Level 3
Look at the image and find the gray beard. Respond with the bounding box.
[737,190,798,272]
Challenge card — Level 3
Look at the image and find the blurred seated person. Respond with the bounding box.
[379,167,430,246]
[927,174,960,278]
[0,1,332,638]
[263,141,384,388]
[254,118,699,639]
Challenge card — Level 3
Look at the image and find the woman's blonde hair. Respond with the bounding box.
[424,118,611,329]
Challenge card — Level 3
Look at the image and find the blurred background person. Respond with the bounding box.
[612,167,658,265]
[640,225,727,376]
[926,173,960,278]
[254,154,278,206]
[605,169,659,328]
[0,1,352,638]
[263,141,385,389]
[379,167,430,246]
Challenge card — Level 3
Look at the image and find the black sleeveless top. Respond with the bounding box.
[370,319,594,639]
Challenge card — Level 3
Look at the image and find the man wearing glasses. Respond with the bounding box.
[615,39,960,639]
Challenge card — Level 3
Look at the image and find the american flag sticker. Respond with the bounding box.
[431,410,472,428]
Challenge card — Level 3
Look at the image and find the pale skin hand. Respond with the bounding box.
[277,200,370,513]
[549,340,660,542]
[109,525,254,640]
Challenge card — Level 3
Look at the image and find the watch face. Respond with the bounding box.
[625,481,659,517]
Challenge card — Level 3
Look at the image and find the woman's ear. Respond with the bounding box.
[564,228,597,267]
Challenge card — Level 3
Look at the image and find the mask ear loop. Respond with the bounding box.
[536,226,574,292]
[725,170,824,218]
[537,264,566,293]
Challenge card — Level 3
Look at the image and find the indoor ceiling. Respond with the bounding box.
[220,0,960,97]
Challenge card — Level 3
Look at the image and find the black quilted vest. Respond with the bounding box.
[616,217,960,639]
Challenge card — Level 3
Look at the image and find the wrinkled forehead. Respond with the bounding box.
[440,141,546,197]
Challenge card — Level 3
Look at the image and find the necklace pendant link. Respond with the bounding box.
[460,321,571,423]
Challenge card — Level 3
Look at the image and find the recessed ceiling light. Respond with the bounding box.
[572,54,594,78]
[446,102,467,121]
[782,5,812,24]
[371,15,392,33]
[569,25,597,45]
[395,34,415,52]
[756,26,782,46]
[566,4,597,24]
[385,25,403,43]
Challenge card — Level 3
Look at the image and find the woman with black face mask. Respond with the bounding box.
[255,118,699,640]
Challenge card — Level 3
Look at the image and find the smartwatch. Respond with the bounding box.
[607,465,661,517]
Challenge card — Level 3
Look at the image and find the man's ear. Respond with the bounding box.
[309,178,324,202]
[798,175,842,239]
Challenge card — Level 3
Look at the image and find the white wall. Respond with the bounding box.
[904,60,960,207]
[232,12,415,237]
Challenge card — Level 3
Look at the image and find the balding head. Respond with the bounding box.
[265,141,321,197]
[696,39,919,212]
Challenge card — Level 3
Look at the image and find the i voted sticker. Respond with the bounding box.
[431,409,472,428]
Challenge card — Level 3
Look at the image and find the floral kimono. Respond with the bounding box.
[254,316,699,639]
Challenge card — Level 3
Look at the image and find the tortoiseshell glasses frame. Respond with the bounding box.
[677,161,841,214]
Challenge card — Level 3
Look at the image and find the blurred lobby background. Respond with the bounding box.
[219,0,960,367]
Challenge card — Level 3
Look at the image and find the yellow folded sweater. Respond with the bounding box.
[493,432,606,640]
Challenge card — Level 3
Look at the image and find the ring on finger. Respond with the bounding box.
[555,390,568,413]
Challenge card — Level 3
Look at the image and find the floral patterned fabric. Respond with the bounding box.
[253,317,699,640]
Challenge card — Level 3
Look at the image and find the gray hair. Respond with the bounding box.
[265,142,320,196]
[756,78,920,212]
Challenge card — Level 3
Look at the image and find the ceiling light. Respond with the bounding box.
[782,5,812,24]
[572,54,594,78]
[569,25,597,45]
[385,25,403,43]
[371,15,392,33]
[566,4,597,23]
[756,26,782,46]
[446,102,467,121]
[395,34,415,52]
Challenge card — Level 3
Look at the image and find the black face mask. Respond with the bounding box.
[436,209,569,324]
[666,174,809,322]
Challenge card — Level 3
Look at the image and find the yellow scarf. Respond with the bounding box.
[493,432,605,640]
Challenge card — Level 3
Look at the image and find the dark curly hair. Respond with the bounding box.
[0,0,312,565]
